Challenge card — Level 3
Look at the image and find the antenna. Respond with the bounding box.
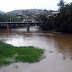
[33,3,34,9]
[33,0,34,9]
[36,0,38,9]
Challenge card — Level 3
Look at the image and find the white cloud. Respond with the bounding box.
[0,0,72,12]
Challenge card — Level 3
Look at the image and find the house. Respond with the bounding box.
[48,11,59,17]
[52,11,59,17]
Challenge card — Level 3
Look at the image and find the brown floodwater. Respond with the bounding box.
[0,26,72,72]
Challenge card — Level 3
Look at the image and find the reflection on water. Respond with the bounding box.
[0,26,72,72]
[54,35,72,60]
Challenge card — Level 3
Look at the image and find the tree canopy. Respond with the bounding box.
[38,2,72,33]
[0,14,22,22]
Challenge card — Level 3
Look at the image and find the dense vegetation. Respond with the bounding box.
[54,2,72,33]
[38,1,72,33]
[0,14,22,22]
[0,41,44,66]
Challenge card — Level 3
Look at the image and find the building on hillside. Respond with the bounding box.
[52,11,59,17]
[23,17,36,22]
[47,11,59,17]
[17,13,23,18]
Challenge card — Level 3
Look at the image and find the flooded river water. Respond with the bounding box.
[0,26,72,72]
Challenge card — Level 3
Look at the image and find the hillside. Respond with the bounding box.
[6,9,42,15]
[0,10,5,14]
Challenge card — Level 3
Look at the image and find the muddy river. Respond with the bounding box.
[0,26,72,72]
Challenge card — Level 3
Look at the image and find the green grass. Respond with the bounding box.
[0,41,44,66]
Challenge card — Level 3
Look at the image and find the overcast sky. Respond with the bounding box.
[0,0,72,12]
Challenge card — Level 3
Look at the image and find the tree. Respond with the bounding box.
[0,14,22,22]
[54,2,72,33]
[36,14,47,23]
[58,0,65,10]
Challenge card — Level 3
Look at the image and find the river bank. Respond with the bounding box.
[0,41,44,66]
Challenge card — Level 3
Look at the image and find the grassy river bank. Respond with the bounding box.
[0,41,44,66]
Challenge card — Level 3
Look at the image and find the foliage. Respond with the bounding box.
[36,14,47,23]
[39,16,54,30]
[38,2,72,33]
[54,2,72,33]
[58,0,65,9]
[0,14,22,22]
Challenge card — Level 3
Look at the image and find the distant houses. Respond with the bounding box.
[51,11,59,17]
[16,9,59,22]
[47,11,59,17]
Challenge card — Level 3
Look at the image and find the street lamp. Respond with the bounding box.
[10,18,11,22]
